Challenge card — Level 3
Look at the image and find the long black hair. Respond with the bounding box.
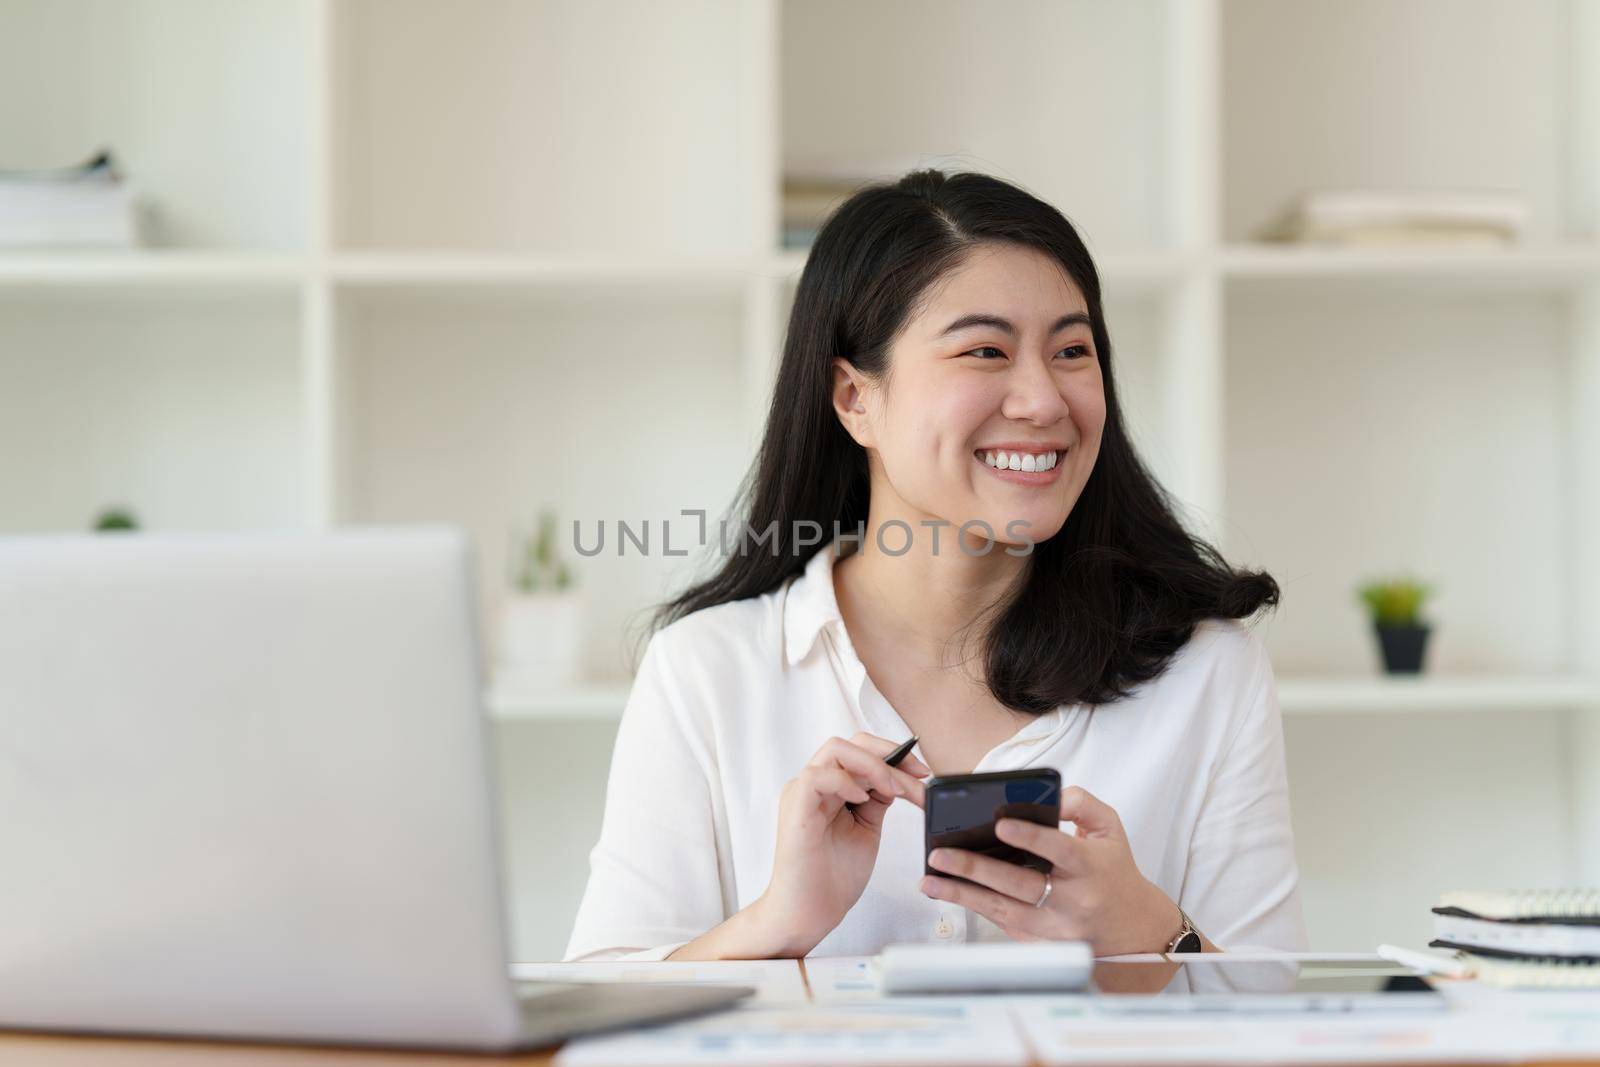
[651,169,1277,711]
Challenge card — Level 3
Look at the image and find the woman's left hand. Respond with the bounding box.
[920,785,1185,956]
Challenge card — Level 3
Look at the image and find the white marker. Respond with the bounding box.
[1376,943,1474,979]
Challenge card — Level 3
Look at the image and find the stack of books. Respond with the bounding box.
[1430,888,1600,988]
[1256,188,1528,246]
[781,158,928,250]
[0,149,144,249]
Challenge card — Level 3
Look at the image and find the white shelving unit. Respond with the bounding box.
[4,0,1598,960]
[489,676,1600,722]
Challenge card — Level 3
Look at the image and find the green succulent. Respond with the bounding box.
[93,507,139,532]
[513,508,574,593]
[1357,577,1431,628]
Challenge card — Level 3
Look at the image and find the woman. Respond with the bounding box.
[564,170,1307,963]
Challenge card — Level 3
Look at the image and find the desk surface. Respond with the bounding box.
[0,1031,558,1065]
[0,1032,1595,1067]
[3,956,1595,1067]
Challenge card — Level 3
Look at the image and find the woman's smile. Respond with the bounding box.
[973,445,1067,486]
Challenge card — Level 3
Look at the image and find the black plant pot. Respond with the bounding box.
[1374,623,1431,674]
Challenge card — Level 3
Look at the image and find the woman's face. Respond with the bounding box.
[835,241,1107,551]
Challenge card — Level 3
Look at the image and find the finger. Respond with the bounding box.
[849,787,893,831]
[1058,786,1124,839]
[920,874,1047,937]
[839,736,927,804]
[825,739,904,801]
[926,847,1049,905]
[817,738,926,806]
[800,765,871,807]
[994,818,1086,873]
[889,767,928,809]
[881,763,926,809]
[807,738,896,800]
[847,732,933,778]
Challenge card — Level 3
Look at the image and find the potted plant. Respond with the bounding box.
[498,508,583,689]
[93,506,139,532]
[1357,576,1433,674]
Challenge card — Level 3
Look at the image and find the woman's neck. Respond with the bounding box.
[833,509,1029,672]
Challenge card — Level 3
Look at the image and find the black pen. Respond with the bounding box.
[846,735,920,813]
[884,735,919,769]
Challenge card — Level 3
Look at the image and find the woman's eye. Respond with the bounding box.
[963,344,1089,360]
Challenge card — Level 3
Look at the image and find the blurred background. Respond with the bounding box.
[3,0,1598,961]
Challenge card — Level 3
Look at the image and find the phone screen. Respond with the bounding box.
[925,770,1060,875]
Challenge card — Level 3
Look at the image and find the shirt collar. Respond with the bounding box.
[781,537,1080,744]
[782,538,852,668]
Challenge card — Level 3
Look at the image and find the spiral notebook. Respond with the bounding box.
[1430,889,1600,988]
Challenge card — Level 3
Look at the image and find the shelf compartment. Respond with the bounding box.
[0,289,306,533]
[781,0,1177,251]
[335,284,751,680]
[1283,703,1573,952]
[1223,285,1573,676]
[0,0,309,251]
[332,0,756,255]
[1222,0,1584,244]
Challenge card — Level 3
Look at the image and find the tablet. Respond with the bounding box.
[1090,959,1446,1014]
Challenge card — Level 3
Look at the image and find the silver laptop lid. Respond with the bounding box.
[0,527,522,1050]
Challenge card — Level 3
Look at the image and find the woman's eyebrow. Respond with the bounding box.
[937,311,1091,337]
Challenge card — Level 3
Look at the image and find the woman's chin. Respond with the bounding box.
[965,511,1067,552]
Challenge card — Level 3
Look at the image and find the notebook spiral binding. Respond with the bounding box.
[1441,888,1600,922]
[1466,952,1600,990]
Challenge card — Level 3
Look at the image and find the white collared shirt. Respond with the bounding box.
[564,542,1309,961]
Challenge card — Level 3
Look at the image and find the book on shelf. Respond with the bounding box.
[0,149,145,249]
[1257,188,1529,247]
[1429,888,1600,989]
[780,157,934,250]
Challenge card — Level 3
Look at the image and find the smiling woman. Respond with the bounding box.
[564,170,1306,965]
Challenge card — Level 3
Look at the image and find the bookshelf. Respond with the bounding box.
[485,676,1600,722]
[3,0,1598,960]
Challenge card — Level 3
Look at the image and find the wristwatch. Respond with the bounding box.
[1164,906,1202,954]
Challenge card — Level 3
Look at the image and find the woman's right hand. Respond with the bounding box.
[751,733,929,957]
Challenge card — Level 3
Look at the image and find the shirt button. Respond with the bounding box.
[934,915,955,939]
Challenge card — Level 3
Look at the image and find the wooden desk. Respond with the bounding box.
[0,1032,1594,1067]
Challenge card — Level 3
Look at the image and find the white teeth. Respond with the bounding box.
[981,449,1059,471]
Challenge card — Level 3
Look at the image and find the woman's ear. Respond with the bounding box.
[830,358,876,448]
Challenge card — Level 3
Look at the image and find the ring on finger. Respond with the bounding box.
[1033,871,1053,908]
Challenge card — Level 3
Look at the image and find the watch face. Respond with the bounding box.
[1174,930,1203,953]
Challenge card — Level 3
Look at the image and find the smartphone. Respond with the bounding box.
[923,768,1062,876]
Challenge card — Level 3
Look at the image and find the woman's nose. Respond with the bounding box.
[1000,354,1070,425]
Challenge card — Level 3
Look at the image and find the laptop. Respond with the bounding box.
[0,527,750,1051]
